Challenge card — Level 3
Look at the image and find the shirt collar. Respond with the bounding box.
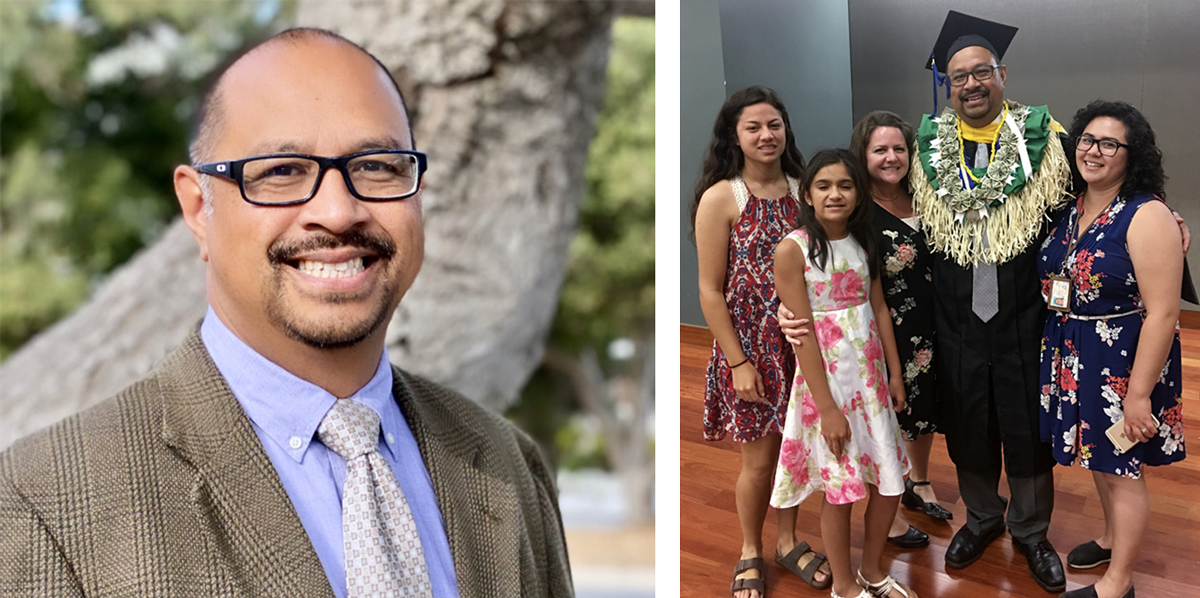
[199,307,404,462]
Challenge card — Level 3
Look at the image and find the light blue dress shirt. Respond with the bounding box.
[200,308,459,598]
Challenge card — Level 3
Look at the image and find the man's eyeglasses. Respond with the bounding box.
[947,65,1002,87]
[1076,135,1128,157]
[193,150,428,206]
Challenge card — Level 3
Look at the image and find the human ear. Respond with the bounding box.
[175,165,210,262]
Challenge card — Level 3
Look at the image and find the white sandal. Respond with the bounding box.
[855,570,918,598]
[830,585,872,598]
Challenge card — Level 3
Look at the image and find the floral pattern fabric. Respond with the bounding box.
[874,209,939,441]
[770,230,910,507]
[1037,194,1186,478]
[703,180,800,442]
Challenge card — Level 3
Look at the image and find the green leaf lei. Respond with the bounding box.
[933,103,1029,216]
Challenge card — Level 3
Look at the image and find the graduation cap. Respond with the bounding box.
[926,11,1019,113]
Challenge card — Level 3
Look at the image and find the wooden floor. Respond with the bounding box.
[680,325,1200,598]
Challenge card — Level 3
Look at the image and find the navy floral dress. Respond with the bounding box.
[703,177,800,443]
[1037,193,1186,478]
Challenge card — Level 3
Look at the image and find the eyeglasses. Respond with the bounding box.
[947,65,1002,87]
[1076,135,1128,157]
[194,150,428,206]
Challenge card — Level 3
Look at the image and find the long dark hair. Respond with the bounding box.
[1068,100,1166,201]
[848,110,916,193]
[797,149,880,279]
[689,86,805,240]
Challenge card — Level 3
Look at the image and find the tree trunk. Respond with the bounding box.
[0,0,615,450]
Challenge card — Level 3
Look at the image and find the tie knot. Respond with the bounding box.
[317,400,382,460]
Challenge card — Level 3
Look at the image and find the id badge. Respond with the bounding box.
[1047,276,1072,312]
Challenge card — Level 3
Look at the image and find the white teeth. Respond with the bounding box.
[297,257,365,279]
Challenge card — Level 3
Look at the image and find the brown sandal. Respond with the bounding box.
[775,541,832,590]
[730,557,766,597]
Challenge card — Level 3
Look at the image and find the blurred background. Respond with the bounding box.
[0,1,653,596]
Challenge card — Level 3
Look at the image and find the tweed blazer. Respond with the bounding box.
[0,331,573,597]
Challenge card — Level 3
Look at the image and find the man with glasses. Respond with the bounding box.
[0,28,572,598]
[908,11,1074,593]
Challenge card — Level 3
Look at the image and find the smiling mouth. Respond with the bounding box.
[295,257,369,278]
[961,91,987,104]
[269,230,395,279]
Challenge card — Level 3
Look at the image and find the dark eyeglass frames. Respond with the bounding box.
[193,150,428,206]
[1076,135,1128,157]
[947,65,1002,87]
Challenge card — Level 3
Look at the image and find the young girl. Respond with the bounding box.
[770,149,915,598]
[693,86,830,598]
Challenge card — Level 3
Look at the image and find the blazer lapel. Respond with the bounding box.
[160,332,334,598]
[393,369,523,598]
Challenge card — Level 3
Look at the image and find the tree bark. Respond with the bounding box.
[0,0,614,450]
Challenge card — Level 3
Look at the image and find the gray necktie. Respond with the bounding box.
[972,236,999,322]
[969,142,999,322]
[318,400,433,598]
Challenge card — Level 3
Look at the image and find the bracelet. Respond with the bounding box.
[728,357,750,369]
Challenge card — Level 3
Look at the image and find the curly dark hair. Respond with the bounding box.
[688,86,805,241]
[796,149,880,279]
[848,110,916,194]
[1068,100,1166,201]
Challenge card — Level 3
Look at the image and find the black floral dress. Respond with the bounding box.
[874,207,939,441]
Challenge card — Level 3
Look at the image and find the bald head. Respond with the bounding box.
[188,28,412,166]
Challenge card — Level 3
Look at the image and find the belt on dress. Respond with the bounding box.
[1064,307,1144,321]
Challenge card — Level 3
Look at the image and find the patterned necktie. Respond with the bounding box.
[317,400,433,598]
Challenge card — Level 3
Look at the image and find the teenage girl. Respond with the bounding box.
[693,86,830,598]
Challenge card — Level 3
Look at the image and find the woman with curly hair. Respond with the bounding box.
[1038,100,1186,598]
[692,85,830,597]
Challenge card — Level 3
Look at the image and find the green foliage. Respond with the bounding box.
[552,16,655,355]
[0,0,291,359]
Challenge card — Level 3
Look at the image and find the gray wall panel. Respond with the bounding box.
[717,0,855,154]
[680,0,854,326]
[680,0,727,327]
[849,0,1200,307]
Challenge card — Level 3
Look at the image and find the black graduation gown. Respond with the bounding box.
[932,137,1059,478]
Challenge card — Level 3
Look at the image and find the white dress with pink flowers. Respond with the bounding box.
[770,229,910,507]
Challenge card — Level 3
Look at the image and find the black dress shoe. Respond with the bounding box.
[944,524,1004,569]
[1012,538,1066,593]
[901,478,953,520]
[887,525,930,548]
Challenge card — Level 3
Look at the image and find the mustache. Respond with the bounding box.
[267,229,397,264]
[960,88,989,101]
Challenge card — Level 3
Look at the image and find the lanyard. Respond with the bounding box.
[957,103,1008,184]
[1058,193,1117,277]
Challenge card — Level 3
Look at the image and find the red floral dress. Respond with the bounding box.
[1038,194,1186,478]
[703,177,799,442]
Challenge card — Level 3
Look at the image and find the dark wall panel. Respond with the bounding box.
[680,0,729,326]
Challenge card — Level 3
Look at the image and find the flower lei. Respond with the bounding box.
[931,103,1029,218]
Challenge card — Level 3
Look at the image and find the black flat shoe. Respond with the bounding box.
[1013,538,1066,593]
[1066,540,1112,569]
[887,525,929,549]
[1059,583,1134,598]
[901,478,953,520]
[944,524,1004,569]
